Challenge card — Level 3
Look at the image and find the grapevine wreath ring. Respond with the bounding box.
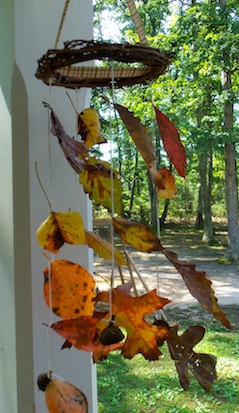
[36,39,171,89]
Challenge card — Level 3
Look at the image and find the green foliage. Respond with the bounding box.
[97,306,239,413]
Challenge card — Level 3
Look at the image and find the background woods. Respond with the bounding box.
[93,0,239,259]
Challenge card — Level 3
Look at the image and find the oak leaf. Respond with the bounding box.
[78,108,106,148]
[50,313,124,362]
[167,325,217,391]
[161,248,231,329]
[44,260,96,318]
[85,230,126,266]
[96,282,170,360]
[154,106,186,178]
[149,167,177,198]
[37,372,88,413]
[114,103,156,167]
[43,102,89,174]
[80,157,122,215]
[36,211,86,253]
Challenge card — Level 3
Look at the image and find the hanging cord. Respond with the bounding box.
[108,62,116,321]
[125,0,148,45]
[54,0,71,49]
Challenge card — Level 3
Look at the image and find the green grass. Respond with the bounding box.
[97,306,239,413]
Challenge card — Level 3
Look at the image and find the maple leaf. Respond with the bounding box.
[149,167,177,198]
[37,372,88,413]
[96,282,170,360]
[80,157,123,215]
[50,313,124,362]
[113,217,163,252]
[113,217,231,328]
[114,103,156,167]
[85,230,126,266]
[78,108,106,148]
[166,324,217,391]
[43,102,89,174]
[44,260,96,318]
[154,106,186,178]
[36,210,86,253]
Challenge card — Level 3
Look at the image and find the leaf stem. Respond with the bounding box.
[35,161,52,210]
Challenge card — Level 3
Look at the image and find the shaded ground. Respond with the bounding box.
[93,220,239,313]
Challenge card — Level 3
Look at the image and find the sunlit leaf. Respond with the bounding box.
[154,106,186,178]
[149,167,177,198]
[36,211,86,253]
[80,157,122,215]
[78,108,106,148]
[113,217,163,252]
[37,372,88,413]
[44,260,96,318]
[113,217,231,328]
[114,103,156,167]
[85,230,126,266]
[96,282,170,360]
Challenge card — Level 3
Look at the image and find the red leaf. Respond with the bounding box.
[154,106,186,178]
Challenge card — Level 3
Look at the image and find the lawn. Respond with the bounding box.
[97,305,239,413]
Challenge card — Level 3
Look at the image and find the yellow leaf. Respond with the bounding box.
[85,230,126,266]
[36,211,86,253]
[78,108,106,148]
[80,157,122,215]
[113,217,163,252]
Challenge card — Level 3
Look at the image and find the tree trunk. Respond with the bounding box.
[221,60,239,259]
[195,185,204,229]
[225,142,239,259]
[198,152,214,243]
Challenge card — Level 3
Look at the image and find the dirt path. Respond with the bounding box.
[93,221,239,309]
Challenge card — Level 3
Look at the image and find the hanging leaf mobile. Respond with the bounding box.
[35,0,232,411]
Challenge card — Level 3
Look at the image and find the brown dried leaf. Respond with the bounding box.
[114,103,156,167]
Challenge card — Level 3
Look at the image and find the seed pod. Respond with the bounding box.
[100,322,125,345]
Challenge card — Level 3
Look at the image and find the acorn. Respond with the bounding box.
[99,321,125,346]
[37,373,51,391]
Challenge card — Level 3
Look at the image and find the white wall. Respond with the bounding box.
[1,1,97,412]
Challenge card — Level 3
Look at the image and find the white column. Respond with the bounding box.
[1,0,97,412]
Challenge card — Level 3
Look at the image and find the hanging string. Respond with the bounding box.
[54,0,71,49]
[108,62,116,321]
[126,0,148,45]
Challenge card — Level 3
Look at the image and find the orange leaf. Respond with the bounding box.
[50,313,123,362]
[44,260,96,318]
[80,157,122,215]
[154,106,186,178]
[149,167,177,198]
[37,373,88,413]
[78,108,106,148]
[113,217,163,252]
[36,211,86,253]
[114,103,156,167]
[96,282,170,360]
[85,231,126,266]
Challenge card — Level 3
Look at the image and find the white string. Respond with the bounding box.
[108,62,116,321]
[45,82,54,372]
